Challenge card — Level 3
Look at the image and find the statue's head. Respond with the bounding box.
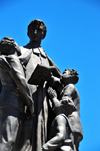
[61,69,79,85]
[53,96,75,116]
[27,19,47,44]
[60,98,76,115]
[0,37,21,56]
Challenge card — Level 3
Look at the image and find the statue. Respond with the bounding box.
[0,37,33,151]
[41,69,83,151]
[18,19,61,151]
[0,19,83,151]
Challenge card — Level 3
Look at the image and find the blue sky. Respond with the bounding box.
[0,0,100,150]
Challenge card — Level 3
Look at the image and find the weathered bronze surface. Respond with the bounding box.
[0,20,83,151]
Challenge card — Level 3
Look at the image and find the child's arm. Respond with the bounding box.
[0,55,11,72]
[47,75,63,93]
[6,55,34,118]
[41,115,67,151]
[47,87,60,109]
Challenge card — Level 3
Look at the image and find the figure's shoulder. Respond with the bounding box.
[7,54,18,59]
[19,44,32,61]
[62,84,78,97]
[20,45,30,55]
[54,114,67,124]
[68,83,75,88]
[64,83,75,92]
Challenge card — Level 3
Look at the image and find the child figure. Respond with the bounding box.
[41,69,83,151]
[0,37,34,151]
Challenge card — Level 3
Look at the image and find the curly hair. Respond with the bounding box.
[0,37,21,56]
[62,69,79,84]
[27,19,47,39]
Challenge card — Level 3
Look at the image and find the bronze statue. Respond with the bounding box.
[41,69,83,151]
[0,37,33,151]
[19,19,61,151]
[0,19,83,151]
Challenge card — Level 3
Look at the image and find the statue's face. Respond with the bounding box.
[28,23,44,43]
[61,70,72,85]
[63,70,71,77]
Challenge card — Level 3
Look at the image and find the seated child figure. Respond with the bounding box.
[41,69,83,151]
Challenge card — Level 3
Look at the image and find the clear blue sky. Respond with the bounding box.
[0,0,100,150]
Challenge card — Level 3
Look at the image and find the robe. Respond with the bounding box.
[0,59,25,151]
[19,45,60,151]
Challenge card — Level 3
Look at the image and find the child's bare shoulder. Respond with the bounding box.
[55,114,67,124]
[64,84,75,92]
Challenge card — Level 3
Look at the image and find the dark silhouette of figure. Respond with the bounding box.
[41,69,83,151]
[0,20,83,151]
[0,37,33,151]
[19,19,61,151]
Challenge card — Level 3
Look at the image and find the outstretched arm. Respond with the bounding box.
[41,115,67,151]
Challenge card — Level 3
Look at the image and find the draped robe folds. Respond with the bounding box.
[0,64,25,151]
[19,46,59,151]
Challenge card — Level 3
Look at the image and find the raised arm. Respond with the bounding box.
[0,55,11,72]
[0,55,12,93]
[47,87,61,109]
[6,55,34,118]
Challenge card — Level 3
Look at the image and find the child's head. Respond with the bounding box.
[60,99,76,115]
[0,37,21,56]
[61,69,79,85]
[53,98,76,116]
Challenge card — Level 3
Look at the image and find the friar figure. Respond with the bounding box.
[19,19,61,151]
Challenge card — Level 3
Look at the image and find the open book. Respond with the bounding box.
[28,64,61,85]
